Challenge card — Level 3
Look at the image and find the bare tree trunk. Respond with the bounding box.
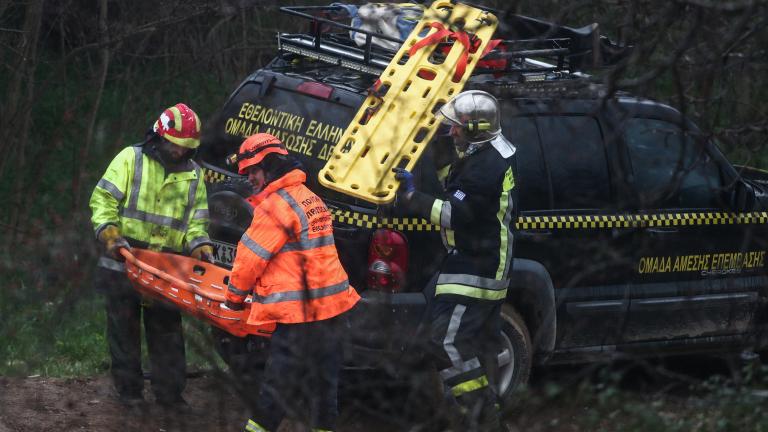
[73,0,110,210]
[4,0,43,238]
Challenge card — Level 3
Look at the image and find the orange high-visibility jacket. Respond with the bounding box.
[226,169,360,325]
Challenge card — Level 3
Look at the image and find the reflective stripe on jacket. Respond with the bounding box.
[409,136,517,302]
[89,145,211,255]
[226,169,360,325]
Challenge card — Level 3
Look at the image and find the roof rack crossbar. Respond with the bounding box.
[276,4,594,78]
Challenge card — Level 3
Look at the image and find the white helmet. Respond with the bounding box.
[438,90,501,144]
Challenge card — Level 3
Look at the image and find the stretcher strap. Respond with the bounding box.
[408,22,475,82]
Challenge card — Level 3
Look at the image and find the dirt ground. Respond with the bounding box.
[0,372,588,432]
[0,363,713,432]
[0,373,455,432]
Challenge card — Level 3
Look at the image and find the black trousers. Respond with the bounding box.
[429,296,502,431]
[97,266,186,401]
[249,315,344,431]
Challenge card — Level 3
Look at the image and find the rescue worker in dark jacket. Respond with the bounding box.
[89,103,213,408]
[223,133,360,432]
[394,90,517,431]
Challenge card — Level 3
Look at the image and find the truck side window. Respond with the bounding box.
[624,119,722,209]
[505,116,549,211]
[536,115,610,209]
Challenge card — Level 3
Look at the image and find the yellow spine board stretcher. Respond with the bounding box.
[319,2,498,204]
[121,248,275,338]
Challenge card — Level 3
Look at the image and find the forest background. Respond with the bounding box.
[0,0,767,429]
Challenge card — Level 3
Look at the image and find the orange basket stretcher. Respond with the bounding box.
[121,248,275,338]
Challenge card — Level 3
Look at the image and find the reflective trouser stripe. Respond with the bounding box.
[435,284,507,301]
[435,274,508,301]
[245,419,268,432]
[451,375,489,397]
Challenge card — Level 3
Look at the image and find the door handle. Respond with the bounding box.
[647,227,679,234]
[517,229,553,239]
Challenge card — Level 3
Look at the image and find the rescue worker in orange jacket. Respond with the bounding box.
[223,133,360,432]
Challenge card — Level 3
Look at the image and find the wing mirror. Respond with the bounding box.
[731,180,756,213]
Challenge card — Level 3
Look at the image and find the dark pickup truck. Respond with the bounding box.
[196,4,768,401]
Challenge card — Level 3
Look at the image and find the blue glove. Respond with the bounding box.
[392,168,416,199]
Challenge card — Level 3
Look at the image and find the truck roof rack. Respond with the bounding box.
[277,4,629,79]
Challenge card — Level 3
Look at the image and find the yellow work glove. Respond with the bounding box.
[190,244,214,263]
[98,225,131,261]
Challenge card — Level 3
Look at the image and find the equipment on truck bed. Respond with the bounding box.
[317,1,498,204]
[121,248,275,338]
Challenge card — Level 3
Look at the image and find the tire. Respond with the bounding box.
[496,304,532,400]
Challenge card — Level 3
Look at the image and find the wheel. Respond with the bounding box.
[496,304,532,400]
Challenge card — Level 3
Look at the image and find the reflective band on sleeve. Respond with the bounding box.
[441,201,452,229]
[451,375,489,397]
[252,280,350,304]
[98,256,125,272]
[430,199,444,226]
[437,274,508,290]
[240,233,273,260]
[246,419,269,432]
[97,178,125,201]
[187,236,211,252]
[435,284,507,301]
[193,209,209,219]
[94,222,116,240]
[279,234,335,252]
[446,229,455,248]
[228,283,250,296]
[120,208,186,231]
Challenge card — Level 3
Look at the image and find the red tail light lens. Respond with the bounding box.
[367,229,408,292]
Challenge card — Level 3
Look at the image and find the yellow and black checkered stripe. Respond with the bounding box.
[516,212,768,230]
[330,209,439,232]
[203,166,768,232]
[203,167,229,184]
[330,211,768,232]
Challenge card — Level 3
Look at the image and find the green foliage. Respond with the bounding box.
[0,284,109,377]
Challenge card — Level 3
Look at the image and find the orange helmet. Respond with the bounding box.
[234,133,288,174]
[152,103,201,149]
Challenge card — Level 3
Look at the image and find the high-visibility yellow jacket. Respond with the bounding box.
[90,145,211,270]
[226,169,359,325]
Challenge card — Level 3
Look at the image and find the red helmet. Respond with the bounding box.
[152,103,201,149]
[236,133,288,174]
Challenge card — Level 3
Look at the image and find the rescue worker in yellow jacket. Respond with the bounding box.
[223,133,360,432]
[89,103,213,408]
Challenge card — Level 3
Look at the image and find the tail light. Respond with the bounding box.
[367,229,409,292]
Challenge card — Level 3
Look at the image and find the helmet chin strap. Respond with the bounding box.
[454,139,484,158]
